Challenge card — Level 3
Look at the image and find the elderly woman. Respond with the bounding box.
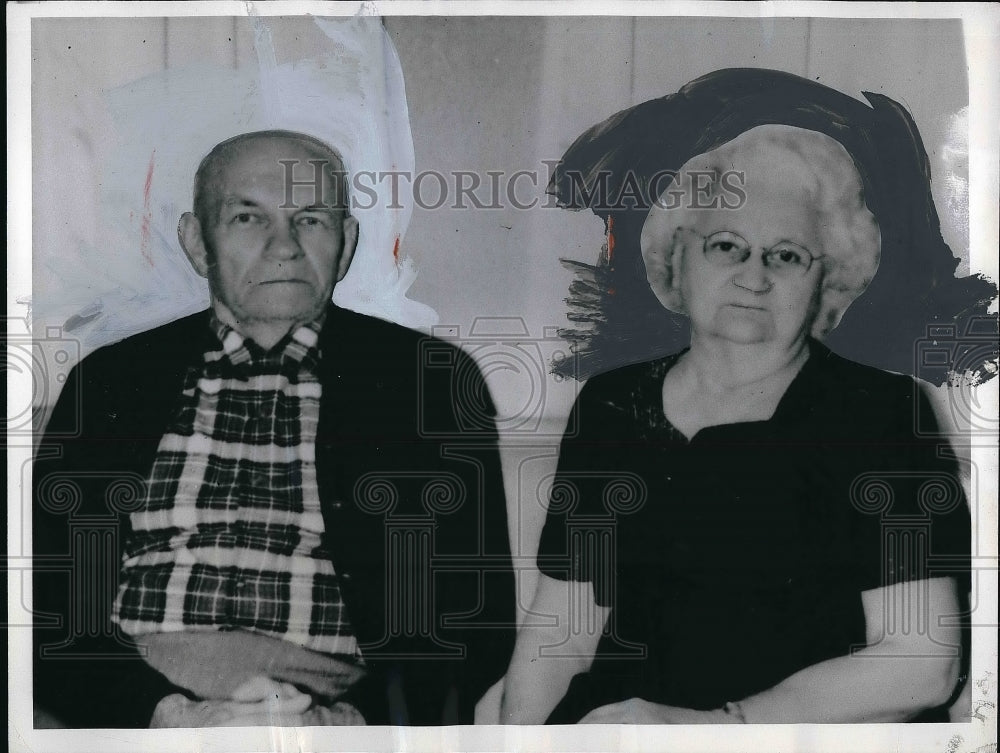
[500,116,972,723]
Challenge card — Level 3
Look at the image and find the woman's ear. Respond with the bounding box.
[664,226,690,314]
[812,298,844,339]
[178,212,210,278]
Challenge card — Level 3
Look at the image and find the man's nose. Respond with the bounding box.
[265,222,304,260]
[732,251,773,293]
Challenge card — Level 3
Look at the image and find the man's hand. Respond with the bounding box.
[578,698,734,725]
[149,676,364,727]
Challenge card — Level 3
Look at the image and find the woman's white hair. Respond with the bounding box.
[639,124,881,338]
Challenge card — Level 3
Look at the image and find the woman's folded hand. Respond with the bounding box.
[578,698,735,724]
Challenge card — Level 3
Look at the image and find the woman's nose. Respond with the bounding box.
[732,253,773,293]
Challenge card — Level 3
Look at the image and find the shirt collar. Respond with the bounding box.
[209,311,325,369]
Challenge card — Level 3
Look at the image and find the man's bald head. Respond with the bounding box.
[193,130,350,229]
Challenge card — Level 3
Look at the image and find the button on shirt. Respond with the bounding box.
[113,316,360,659]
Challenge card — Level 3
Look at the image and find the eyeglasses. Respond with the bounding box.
[702,230,822,277]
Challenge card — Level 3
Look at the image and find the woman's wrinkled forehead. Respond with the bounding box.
[673,126,830,206]
[683,174,823,251]
[643,124,861,247]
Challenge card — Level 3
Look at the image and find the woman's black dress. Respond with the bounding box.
[538,339,971,722]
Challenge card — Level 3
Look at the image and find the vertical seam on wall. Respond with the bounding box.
[232,16,239,69]
[629,16,637,101]
[163,17,170,69]
[804,17,813,80]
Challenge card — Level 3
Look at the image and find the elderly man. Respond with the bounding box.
[33,130,515,728]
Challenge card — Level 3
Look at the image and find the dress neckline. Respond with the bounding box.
[639,339,824,443]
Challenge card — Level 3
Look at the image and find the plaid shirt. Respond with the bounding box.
[113,315,360,659]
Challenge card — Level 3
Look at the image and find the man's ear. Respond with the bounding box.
[336,214,360,282]
[178,212,210,278]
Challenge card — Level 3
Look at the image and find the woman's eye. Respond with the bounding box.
[705,232,745,253]
[708,240,743,255]
[774,247,806,266]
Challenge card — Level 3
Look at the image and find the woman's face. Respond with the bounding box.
[677,177,825,349]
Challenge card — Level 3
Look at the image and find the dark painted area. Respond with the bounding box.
[549,68,998,385]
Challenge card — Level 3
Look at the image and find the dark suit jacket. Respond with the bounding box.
[32,306,516,727]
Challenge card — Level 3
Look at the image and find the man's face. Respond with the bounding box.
[192,136,357,332]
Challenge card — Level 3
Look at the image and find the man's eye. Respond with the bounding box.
[232,212,259,225]
[297,215,328,227]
